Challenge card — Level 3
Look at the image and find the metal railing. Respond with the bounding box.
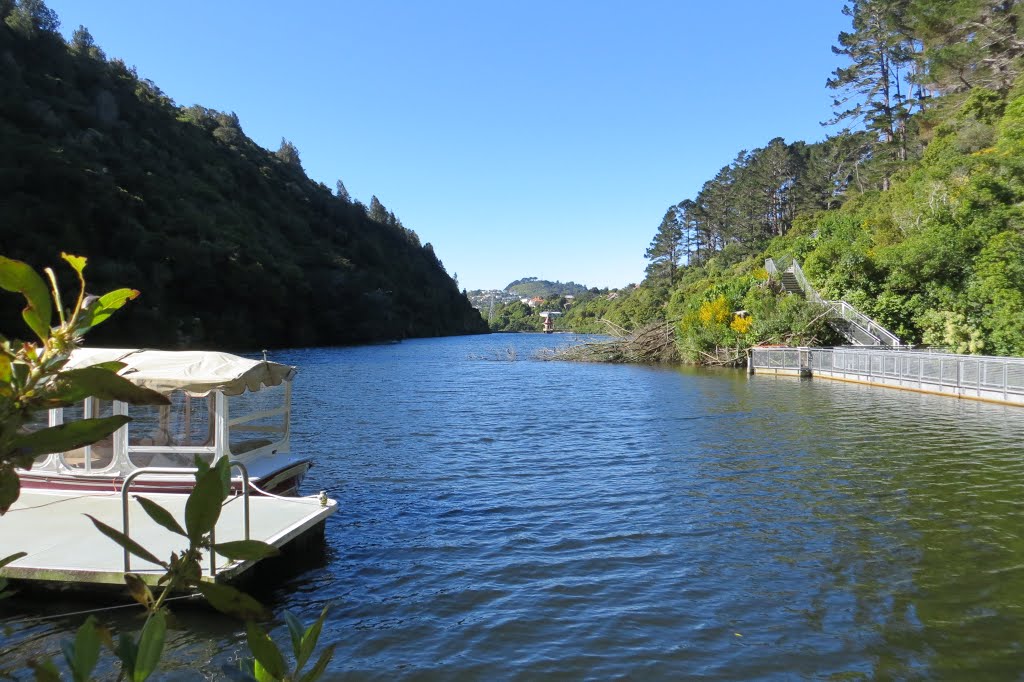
[764,258,902,346]
[752,346,1024,403]
[828,300,901,347]
[120,461,251,576]
[750,347,804,371]
[787,260,822,305]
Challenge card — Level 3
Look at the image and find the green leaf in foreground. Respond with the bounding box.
[196,581,270,620]
[284,611,304,660]
[11,416,131,458]
[185,465,226,542]
[64,615,101,682]
[85,514,168,568]
[79,288,140,331]
[0,255,52,342]
[60,252,87,278]
[134,495,187,537]
[0,466,21,515]
[298,644,336,682]
[133,610,167,682]
[27,658,61,682]
[0,551,27,570]
[212,540,280,562]
[246,620,287,680]
[296,605,330,671]
[124,573,154,609]
[42,367,169,406]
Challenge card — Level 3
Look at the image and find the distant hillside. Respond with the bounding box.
[0,4,487,349]
[504,278,591,299]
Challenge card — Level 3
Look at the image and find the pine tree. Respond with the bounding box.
[369,195,388,224]
[5,0,60,37]
[645,206,685,285]
[909,0,1024,93]
[335,179,351,203]
[70,24,105,60]
[275,138,302,169]
[676,199,699,266]
[827,0,917,181]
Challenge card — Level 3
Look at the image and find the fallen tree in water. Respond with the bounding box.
[538,320,681,364]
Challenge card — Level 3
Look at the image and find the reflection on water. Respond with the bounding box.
[2,334,1023,679]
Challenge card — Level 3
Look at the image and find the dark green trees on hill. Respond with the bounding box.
[0,1,486,349]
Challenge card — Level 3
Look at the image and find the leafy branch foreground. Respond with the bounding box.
[0,254,334,680]
[32,454,334,681]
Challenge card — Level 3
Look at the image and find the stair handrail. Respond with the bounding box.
[829,304,883,345]
[827,300,901,346]
[787,260,823,305]
[770,256,903,346]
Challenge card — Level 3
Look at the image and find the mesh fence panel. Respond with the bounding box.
[921,359,941,383]
[941,359,958,383]
[982,361,1004,389]
[750,349,1024,398]
[1007,364,1024,391]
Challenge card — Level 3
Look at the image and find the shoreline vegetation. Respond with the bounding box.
[490,1,1024,366]
[539,321,681,365]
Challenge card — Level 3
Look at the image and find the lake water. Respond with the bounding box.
[3,333,1024,679]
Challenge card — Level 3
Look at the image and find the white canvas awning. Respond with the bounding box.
[65,348,295,396]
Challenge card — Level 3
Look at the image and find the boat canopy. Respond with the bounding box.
[65,348,296,397]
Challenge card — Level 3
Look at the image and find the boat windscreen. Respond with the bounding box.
[127,393,214,468]
[60,399,115,470]
[228,382,288,455]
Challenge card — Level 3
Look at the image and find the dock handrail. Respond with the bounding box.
[751,345,1024,404]
[120,461,251,576]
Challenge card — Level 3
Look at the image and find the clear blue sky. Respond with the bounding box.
[47,1,849,292]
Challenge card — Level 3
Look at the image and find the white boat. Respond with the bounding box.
[19,348,312,496]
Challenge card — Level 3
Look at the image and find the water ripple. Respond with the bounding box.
[3,336,1024,679]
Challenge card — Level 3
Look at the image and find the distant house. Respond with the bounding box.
[528,296,544,308]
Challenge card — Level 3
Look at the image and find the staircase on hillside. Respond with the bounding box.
[765,257,901,347]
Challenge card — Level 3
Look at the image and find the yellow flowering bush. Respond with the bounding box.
[730,314,753,334]
[698,296,731,326]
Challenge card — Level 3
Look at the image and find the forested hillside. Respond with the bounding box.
[504,278,591,299]
[512,0,1024,362]
[0,2,486,350]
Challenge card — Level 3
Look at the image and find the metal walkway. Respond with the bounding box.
[749,346,1024,406]
[765,258,901,346]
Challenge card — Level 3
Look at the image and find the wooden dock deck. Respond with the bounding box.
[0,490,336,587]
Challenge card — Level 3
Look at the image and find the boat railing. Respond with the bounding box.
[120,461,251,576]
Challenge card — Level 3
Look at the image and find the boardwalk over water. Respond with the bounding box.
[750,346,1024,407]
[0,490,336,588]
